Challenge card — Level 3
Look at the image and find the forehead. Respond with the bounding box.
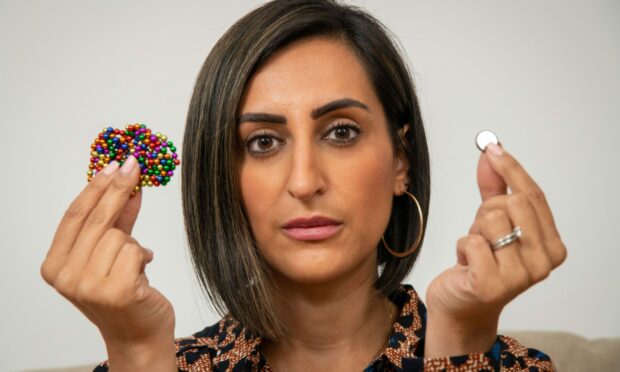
[240,36,377,110]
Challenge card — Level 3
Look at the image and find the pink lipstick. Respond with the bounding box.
[282,216,343,241]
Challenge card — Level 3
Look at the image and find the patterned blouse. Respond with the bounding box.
[94,284,555,371]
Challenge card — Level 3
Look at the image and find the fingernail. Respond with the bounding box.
[102,161,120,175]
[121,155,137,174]
[486,142,503,156]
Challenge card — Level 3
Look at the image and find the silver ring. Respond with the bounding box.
[492,226,522,250]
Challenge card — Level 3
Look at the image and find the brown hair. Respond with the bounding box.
[181,0,430,340]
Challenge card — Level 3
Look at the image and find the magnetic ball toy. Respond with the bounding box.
[87,123,180,198]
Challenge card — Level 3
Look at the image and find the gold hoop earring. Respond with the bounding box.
[381,190,424,258]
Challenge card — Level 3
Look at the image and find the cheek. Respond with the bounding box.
[333,147,395,245]
[239,160,284,239]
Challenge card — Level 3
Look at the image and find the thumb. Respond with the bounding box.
[115,186,142,235]
[477,147,507,201]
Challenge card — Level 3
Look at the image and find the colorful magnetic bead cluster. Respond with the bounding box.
[87,124,180,198]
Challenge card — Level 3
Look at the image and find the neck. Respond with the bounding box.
[261,257,397,368]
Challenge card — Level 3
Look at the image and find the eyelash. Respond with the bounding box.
[244,121,362,157]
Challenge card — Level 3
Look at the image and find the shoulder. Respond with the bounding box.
[173,315,264,371]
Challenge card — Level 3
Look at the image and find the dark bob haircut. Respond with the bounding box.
[181,0,430,340]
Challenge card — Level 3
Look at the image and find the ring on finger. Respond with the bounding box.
[492,226,522,250]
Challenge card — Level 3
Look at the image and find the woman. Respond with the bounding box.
[41,0,566,370]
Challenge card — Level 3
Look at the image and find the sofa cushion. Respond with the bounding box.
[503,330,620,372]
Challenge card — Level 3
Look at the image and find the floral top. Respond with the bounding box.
[94,284,555,371]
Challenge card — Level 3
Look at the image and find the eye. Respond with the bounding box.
[245,131,284,156]
[324,121,362,145]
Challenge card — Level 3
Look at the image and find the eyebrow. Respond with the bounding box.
[237,98,370,125]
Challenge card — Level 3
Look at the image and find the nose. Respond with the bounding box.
[287,138,327,201]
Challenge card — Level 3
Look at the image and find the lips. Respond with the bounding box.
[282,216,343,241]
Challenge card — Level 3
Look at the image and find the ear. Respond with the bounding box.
[393,124,411,196]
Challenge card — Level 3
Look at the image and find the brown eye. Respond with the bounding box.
[324,122,361,144]
[257,137,273,150]
[334,127,351,139]
[245,132,283,156]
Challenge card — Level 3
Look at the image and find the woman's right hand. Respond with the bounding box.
[40,155,176,369]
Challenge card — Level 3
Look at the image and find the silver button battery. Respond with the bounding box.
[475,130,500,152]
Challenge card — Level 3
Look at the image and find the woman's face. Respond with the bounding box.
[237,36,410,286]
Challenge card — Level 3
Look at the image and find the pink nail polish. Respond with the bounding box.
[102,161,120,175]
[121,155,137,174]
[486,142,503,156]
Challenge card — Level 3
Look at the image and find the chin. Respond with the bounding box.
[263,242,373,286]
[275,263,346,285]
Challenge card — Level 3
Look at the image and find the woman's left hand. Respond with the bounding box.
[424,142,567,357]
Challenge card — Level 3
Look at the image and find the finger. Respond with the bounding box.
[61,156,141,276]
[84,229,140,280]
[476,209,529,298]
[468,195,510,235]
[504,193,553,284]
[41,162,123,286]
[483,143,562,247]
[46,161,121,262]
[114,185,143,235]
[67,232,137,327]
[456,234,498,279]
[477,149,507,201]
[108,243,152,284]
[470,193,553,281]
